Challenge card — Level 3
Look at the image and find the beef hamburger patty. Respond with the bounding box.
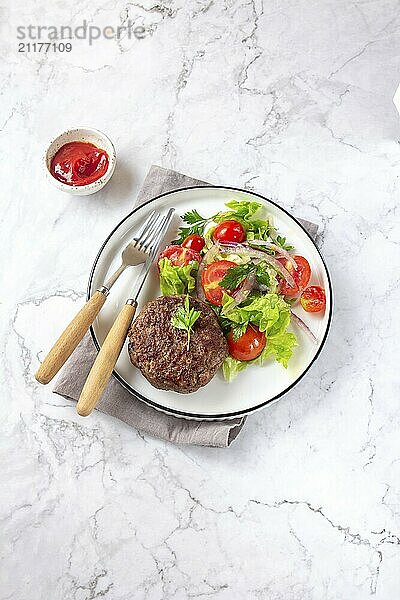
[127,295,228,393]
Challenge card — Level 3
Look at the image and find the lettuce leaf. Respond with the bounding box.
[158,257,198,296]
[257,330,297,369]
[221,292,291,332]
[213,199,274,240]
[221,292,298,379]
[222,356,249,382]
[215,199,262,223]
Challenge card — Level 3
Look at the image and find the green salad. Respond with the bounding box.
[157,200,325,381]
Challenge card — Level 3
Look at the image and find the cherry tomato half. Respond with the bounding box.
[201,260,237,306]
[213,220,246,244]
[279,255,311,297]
[182,233,205,252]
[158,245,201,268]
[227,325,266,361]
[300,286,326,313]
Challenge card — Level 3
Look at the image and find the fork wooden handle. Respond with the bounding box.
[76,301,137,417]
[35,290,108,385]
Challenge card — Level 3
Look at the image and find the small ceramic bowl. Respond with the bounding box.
[44,127,116,195]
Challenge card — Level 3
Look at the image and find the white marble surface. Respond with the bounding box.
[1,0,400,598]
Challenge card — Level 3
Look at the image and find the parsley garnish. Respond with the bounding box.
[210,303,249,341]
[220,263,270,291]
[275,235,294,251]
[183,209,207,225]
[220,264,253,290]
[254,264,270,286]
[171,295,201,350]
[231,322,248,341]
[208,304,232,335]
[173,210,210,244]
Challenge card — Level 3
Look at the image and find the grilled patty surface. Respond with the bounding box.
[127,295,228,393]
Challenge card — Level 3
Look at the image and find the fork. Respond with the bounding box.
[76,208,174,417]
[35,210,164,385]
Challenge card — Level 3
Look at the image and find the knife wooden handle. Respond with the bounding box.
[35,290,107,385]
[76,301,137,417]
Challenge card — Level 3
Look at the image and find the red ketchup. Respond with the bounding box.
[50,141,109,186]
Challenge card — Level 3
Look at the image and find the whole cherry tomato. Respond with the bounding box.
[213,220,246,244]
[201,260,237,306]
[158,245,201,268]
[300,286,326,313]
[227,325,266,361]
[279,255,311,296]
[182,233,205,252]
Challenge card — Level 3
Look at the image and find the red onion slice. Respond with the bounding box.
[217,241,243,247]
[203,244,220,265]
[232,272,256,304]
[219,242,296,287]
[196,261,206,300]
[254,282,269,292]
[249,239,298,269]
[291,311,318,345]
[254,255,295,287]
[218,245,295,287]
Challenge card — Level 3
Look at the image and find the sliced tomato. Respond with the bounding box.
[201,259,237,306]
[227,325,266,361]
[300,286,326,313]
[158,244,201,268]
[182,233,205,252]
[213,220,246,244]
[279,255,311,296]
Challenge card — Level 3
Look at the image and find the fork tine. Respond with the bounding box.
[136,212,161,248]
[141,214,164,252]
[147,208,174,257]
[148,215,166,255]
[139,213,164,251]
[133,210,157,244]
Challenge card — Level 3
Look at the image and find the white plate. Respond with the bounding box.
[88,186,332,420]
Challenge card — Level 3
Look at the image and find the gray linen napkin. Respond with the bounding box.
[54,165,318,447]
